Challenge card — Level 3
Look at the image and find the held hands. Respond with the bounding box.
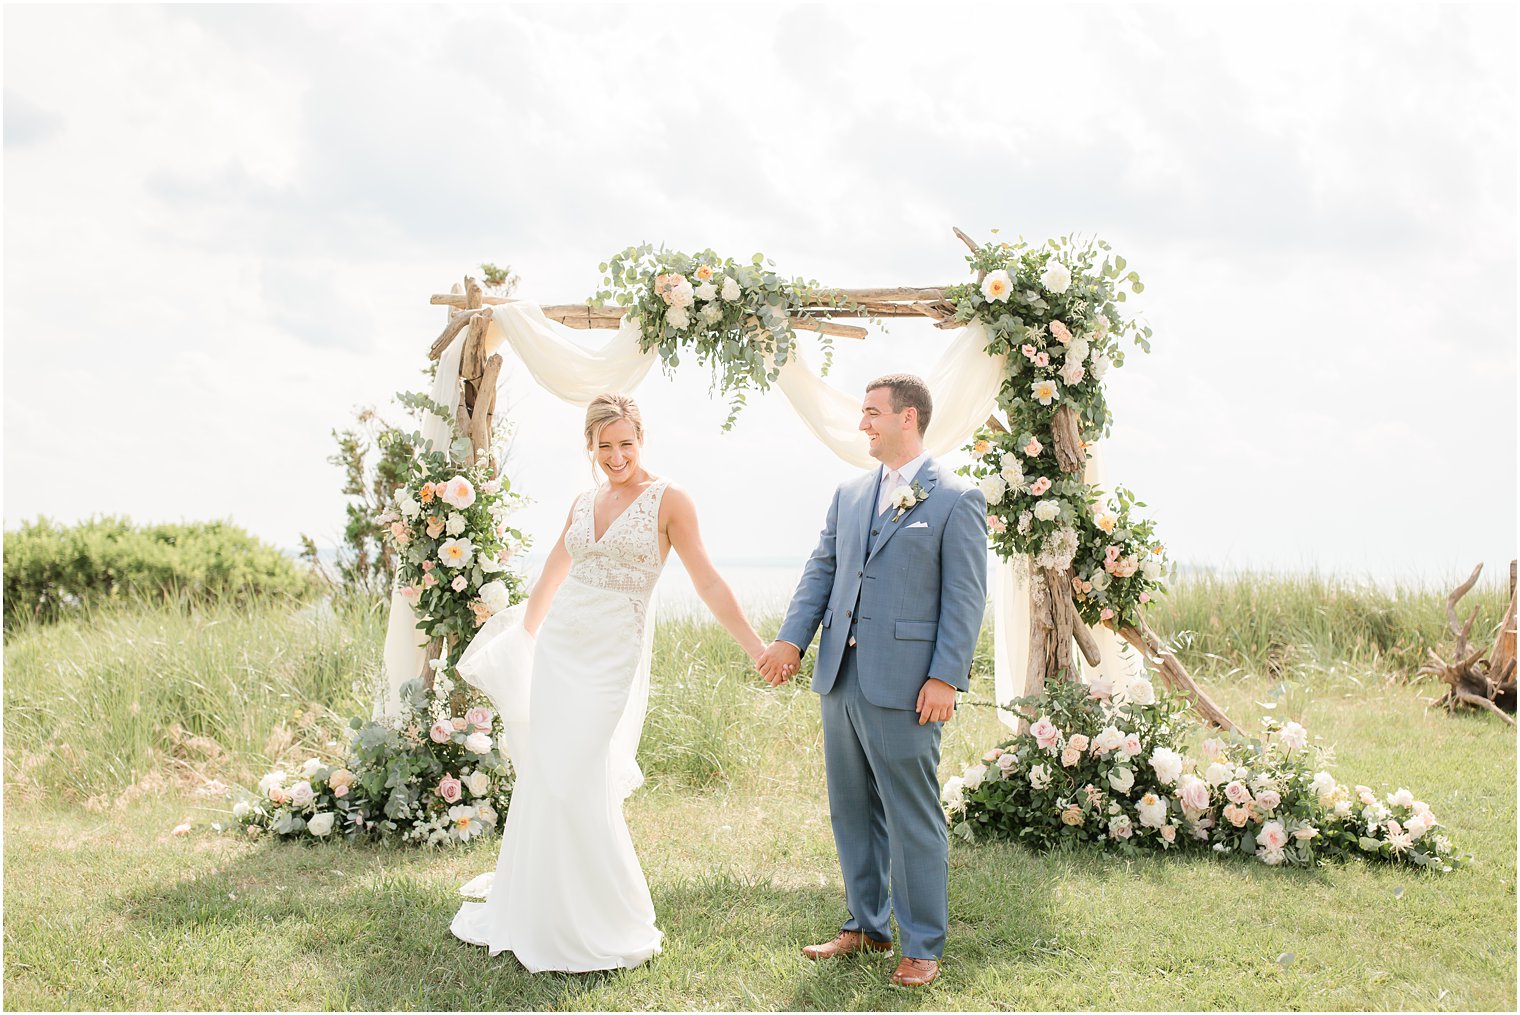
[756,641,801,687]
[915,677,957,726]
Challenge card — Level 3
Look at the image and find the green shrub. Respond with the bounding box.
[3,516,316,627]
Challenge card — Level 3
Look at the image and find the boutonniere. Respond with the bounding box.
[888,480,930,522]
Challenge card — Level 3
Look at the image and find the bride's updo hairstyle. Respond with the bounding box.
[584,392,645,451]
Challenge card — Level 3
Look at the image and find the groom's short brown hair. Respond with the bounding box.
[867,373,932,435]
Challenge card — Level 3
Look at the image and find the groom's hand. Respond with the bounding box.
[757,641,801,687]
[915,678,957,725]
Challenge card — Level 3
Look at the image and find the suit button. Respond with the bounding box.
[872,528,880,536]
[846,609,853,619]
[856,570,863,577]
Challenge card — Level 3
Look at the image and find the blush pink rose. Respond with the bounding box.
[466,707,494,731]
[437,774,463,804]
[1024,438,1043,456]
[1021,344,1037,358]
[400,586,421,605]
[1100,608,1114,621]
[429,721,452,744]
[451,717,469,731]
[1256,790,1282,812]
[1048,320,1073,345]
[1138,592,1150,604]
[1224,780,1252,805]
[421,560,434,572]
[1034,352,1050,367]
[1178,774,1211,811]
[1160,824,1177,843]
[1030,717,1060,751]
[1029,477,1052,496]
[451,575,468,592]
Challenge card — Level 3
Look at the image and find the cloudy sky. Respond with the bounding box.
[4,2,1515,586]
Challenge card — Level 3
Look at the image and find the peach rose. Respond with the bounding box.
[437,774,463,804]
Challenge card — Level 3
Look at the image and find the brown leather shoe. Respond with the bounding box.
[890,957,940,987]
[801,930,893,961]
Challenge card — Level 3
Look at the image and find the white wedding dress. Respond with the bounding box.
[450,479,670,972]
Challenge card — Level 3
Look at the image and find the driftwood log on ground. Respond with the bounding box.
[1420,562,1517,725]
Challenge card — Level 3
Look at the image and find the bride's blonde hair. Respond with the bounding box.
[584,392,645,451]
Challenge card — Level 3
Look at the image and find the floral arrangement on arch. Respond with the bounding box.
[589,244,854,428]
[237,390,530,845]
[949,236,1166,629]
[378,391,530,655]
[943,675,1463,872]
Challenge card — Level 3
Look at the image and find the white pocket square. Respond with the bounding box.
[906,521,930,529]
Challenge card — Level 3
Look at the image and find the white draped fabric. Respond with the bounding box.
[379,301,1144,732]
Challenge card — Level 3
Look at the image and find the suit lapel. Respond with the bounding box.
[857,468,884,562]
[867,457,940,564]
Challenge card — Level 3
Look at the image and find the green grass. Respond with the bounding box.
[4,577,1516,1010]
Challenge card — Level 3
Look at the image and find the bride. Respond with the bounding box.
[450,392,767,972]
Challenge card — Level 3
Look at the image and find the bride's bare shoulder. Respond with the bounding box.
[656,480,698,518]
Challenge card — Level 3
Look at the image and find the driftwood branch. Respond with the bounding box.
[1419,561,1516,723]
[1119,616,1235,731]
[1050,404,1085,475]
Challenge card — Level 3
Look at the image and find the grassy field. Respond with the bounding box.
[4,576,1516,1010]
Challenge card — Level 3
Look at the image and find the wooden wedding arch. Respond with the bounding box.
[421,228,1236,730]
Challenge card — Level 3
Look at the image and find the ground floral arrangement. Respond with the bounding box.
[590,244,854,428]
[944,672,1463,871]
[950,236,1165,629]
[236,393,529,845]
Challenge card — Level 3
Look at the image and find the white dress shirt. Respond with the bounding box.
[876,448,932,516]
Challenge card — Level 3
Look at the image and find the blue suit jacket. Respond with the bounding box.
[777,457,989,711]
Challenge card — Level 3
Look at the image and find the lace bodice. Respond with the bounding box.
[563,479,669,604]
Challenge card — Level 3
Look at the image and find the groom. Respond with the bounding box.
[758,373,988,988]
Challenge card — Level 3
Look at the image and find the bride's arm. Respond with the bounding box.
[522,502,577,637]
[663,486,766,663]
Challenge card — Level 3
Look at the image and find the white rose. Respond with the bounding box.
[963,764,988,791]
[998,457,1025,490]
[465,770,492,797]
[464,731,493,755]
[1136,792,1169,829]
[232,800,252,819]
[258,770,287,796]
[1388,787,1414,809]
[720,276,741,301]
[666,305,691,330]
[1279,721,1308,751]
[1149,747,1183,786]
[1089,570,1111,591]
[1040,262,1072,293]
[288,781,315,808]
[479,557,505,574]
[1310,771,1337,805]
[1141,558,1163,581]
[1068,338,1090,364]
[398,497,421,520]
[1033,500,1061,522]
[301,757,324,778]
[1060,358,1086,386]
[1405,814,1429,840]
[479,579,511,615]
[445,512,467,537]
[1120,677,1156,706]
[1091,353,1111,379]
[1029,763,1052,790]
[701,304,722,325]
[978,474,1008,506]
[694,280,718,302]
[1204,762,1233,787]
[941,776,966,811]
[307,811,336,837]
[1108,766,1135,794]
[669,278,695,308]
